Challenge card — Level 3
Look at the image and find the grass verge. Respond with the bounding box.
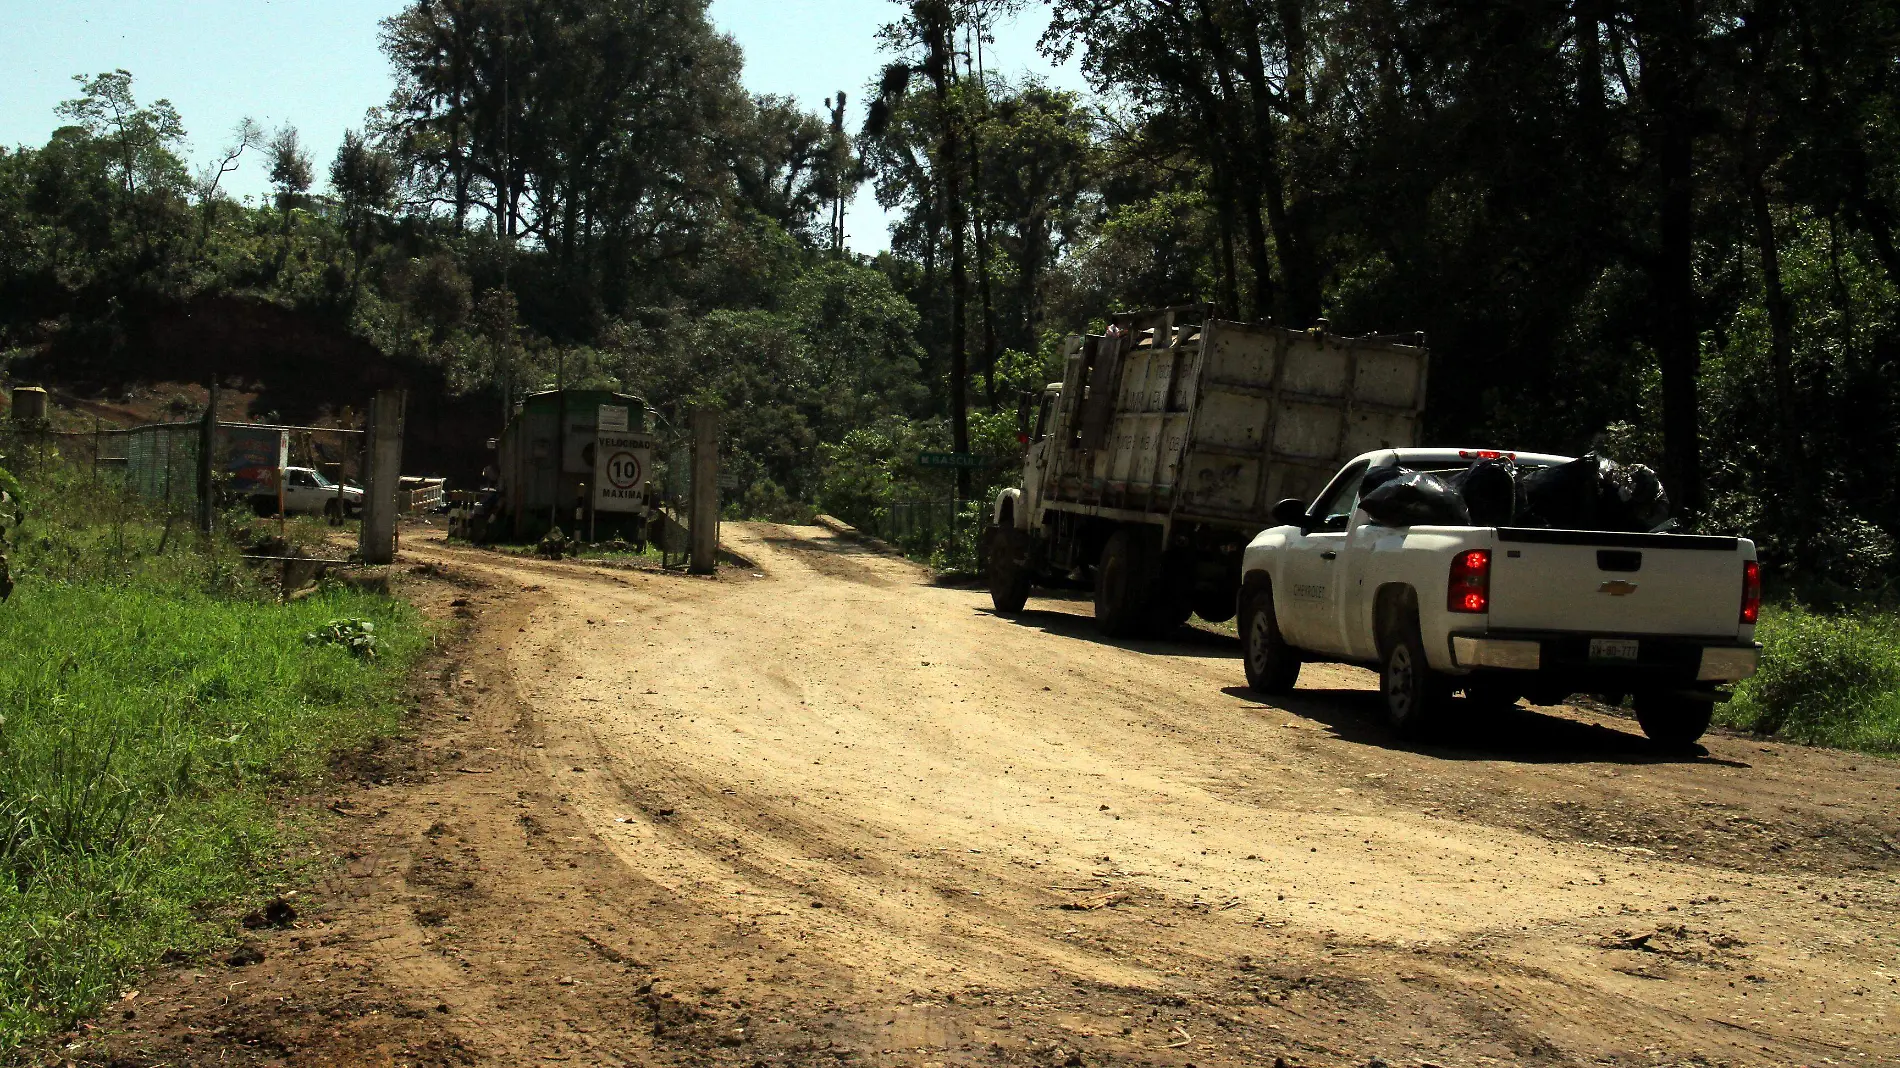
[1721,603,1900,754]
[0,461,428,1052]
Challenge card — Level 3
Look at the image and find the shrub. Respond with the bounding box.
[1722,605,1900,752]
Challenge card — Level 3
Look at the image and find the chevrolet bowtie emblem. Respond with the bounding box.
[1599,580,1640,596]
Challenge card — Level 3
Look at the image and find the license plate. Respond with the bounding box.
[1589,638,1640,661]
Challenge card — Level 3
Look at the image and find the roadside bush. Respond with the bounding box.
[1722,605,1900,753]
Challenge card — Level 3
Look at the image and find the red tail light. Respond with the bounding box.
[1447,549,1491,613]
[1741,559,1761,624]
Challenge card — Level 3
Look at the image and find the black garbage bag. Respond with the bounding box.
[1360,469,1472,527]
[1519,452,1610,529]
[1519,452,1673,532]
[1448,458,1518,526]
[1601,462,1672,532]
[1358,451,1407,498]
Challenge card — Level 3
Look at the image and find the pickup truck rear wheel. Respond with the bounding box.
[1634,692,1714,751]
[986,526,1032,616]
[1382,619,1451,739]
[1241,589,1300,694]
[1093,527,1155,637]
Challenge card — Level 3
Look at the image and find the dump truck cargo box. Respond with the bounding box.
[1045,306,1429,529]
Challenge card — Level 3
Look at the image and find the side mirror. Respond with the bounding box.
[1271,498,1308,527]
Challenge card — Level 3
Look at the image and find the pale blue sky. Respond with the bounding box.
[0,0,1084,254]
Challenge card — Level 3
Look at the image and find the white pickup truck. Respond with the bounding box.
[1238,448,1761,749]
[253,467,363,518]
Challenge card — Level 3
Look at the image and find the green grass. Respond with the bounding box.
[473,536,668,565]
[1721,603,1900,754]
[0,461,428,1052]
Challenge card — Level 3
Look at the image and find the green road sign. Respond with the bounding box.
[917,451,990,469]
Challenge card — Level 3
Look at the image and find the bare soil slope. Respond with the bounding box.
[82,523,1900,1067]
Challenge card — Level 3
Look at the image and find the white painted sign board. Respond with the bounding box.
[597,404,629,432]
[594,431,654,514]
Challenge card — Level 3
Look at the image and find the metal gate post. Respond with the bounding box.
[360,390,407,565]
[689,408,720,575]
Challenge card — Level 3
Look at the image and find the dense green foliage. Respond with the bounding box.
[0,456,427,1050]
[4,0,1900,577]
[1723,605,1900,751]
[1024,0,1900,586]
[7,2,1899,719]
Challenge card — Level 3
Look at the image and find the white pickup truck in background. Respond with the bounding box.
[260,466,362,518]
[1238,448,1761,749]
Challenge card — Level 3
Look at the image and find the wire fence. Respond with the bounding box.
[853,497,982,571]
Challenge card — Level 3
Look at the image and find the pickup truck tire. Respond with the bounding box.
[987,527,1032,615]
[1241,589,1300,694]
[1634,693,1714,750]
[1094,527,1156,637]
[1382,615,1451,739]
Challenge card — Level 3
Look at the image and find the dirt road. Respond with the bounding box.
[93,522,1900,1067]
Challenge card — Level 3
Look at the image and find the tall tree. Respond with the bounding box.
[267,124,314,275]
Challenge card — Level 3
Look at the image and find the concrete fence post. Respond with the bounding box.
[689,408,720,575]
[360,389,406,565]
[198,382,220,534]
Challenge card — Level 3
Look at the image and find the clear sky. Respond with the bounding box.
[0,0,1085,254]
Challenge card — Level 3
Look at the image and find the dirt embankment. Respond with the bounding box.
[74,523,1900,1067]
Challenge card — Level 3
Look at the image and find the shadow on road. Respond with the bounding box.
[1222,685,1749,768]
[983,605,1242,660]
[757,535,887,558]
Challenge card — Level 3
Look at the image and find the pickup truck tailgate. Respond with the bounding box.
[1487,529,1748,637]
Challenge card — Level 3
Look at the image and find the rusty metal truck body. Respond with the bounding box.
[986,304,1430,635]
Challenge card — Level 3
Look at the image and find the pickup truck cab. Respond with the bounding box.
[1238,448,1761,748]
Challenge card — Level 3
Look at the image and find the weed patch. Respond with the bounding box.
[1721,605,1900,754]
[0,457,427,1051]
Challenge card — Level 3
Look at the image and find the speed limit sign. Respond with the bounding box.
[605,449,643,489]
[593,431,654,513]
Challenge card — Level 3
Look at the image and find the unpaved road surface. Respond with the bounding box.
[88,523,1900,1067]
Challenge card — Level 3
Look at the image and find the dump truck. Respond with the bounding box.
[984,304,1430,636]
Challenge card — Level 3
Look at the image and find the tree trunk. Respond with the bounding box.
[923,3,970,500]
[1749,171,1801,468]
[967,89,1001,410]
[1737,0,1801,478]
[1210,166,1243,316]
[1249,0,1324,324]
[1637,0,1703,517]
[1191,0,1276,321]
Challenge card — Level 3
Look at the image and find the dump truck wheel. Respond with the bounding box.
[1093,527,1154,637]
[987,527,1031,616]
[1241,588,1300,694]
[1635,692,1713,751]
